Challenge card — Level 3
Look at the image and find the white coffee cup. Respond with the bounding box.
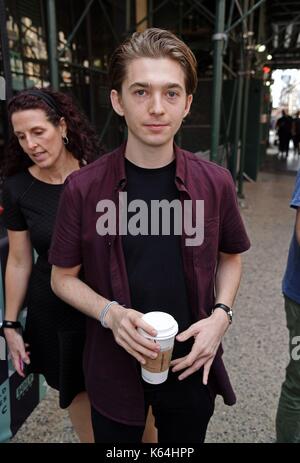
[138,311,178,384]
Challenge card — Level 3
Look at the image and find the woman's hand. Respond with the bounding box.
[4,328,30,377]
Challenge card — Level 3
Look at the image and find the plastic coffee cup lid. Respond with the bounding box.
[139,312,178,340]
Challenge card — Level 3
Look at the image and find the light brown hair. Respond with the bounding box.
[109,28,198,95]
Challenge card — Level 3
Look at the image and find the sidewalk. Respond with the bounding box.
[10,166,298,443]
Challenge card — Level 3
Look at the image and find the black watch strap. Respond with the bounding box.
[212,303,233,324]
[2,320,22,329]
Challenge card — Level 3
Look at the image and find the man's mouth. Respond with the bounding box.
[144,123,170,131]
[144,123,169,127]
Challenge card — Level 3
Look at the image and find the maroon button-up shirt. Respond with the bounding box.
[49,143,250,425]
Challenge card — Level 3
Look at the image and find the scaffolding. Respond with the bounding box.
[2,0,299,192]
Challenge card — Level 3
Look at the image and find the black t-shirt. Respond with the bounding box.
[122,158,193,360]
[2,170,63,258]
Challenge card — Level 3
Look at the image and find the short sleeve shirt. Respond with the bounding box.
[49,143,250,425]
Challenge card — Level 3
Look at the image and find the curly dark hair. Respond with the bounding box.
[0,87,103,178]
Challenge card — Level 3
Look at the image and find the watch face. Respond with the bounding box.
[213,304,232,322]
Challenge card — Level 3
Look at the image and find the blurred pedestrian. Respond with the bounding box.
[292,112,300,155]
[276,168,300,442]
[276,110,293,159]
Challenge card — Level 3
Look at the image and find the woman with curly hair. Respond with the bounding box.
[1,87,102,442]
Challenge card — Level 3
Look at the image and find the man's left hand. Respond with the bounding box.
[170,309,229,384]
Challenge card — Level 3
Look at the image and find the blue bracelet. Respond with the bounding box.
[99,301,118,328]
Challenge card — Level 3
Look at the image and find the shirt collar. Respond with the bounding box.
[113,142,127,190]
[113,141,187,190]
[174,143,186,187]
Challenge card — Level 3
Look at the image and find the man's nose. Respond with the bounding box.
[149,94,165,115]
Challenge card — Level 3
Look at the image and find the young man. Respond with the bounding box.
[276,169,300,442]
[49,28,250,443]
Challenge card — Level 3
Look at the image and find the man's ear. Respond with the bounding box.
[183,94,193,119]
[110,89,124,116]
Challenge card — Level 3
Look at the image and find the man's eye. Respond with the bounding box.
[136,90,146,96]
[168,91,177,98]
[34,131,43,135]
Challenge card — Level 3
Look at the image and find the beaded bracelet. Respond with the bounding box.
[99,301,118,328]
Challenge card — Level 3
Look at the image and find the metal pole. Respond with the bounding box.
[148,0,153,28]
[46,0,59,89]
[126,0,131,33]
[238,71,250,197]
[224,0,235,55]
[225,0,266,34]
[135,0,170,29]
[178,0,183,37]
[210,0,226,163]
[225,78,238,140]
[59,0,95,58]
[98,0,119,43]
[230,44,244,181]
[86,0,95,125]
[238,0,252,197]
[257,0,265,44]
[16,2,27,89]
[0,0,13,101]
[135,0,148,32]
[176,0,184,147]
[226,0,235,30]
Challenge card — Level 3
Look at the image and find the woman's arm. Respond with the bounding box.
[4,229,32,376]
[4,229,33,320]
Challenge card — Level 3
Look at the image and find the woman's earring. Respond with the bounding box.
[62,135,69,145]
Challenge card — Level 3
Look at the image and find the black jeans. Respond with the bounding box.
[91,372,215,443]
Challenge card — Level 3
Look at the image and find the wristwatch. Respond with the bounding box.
[212,303,233,324]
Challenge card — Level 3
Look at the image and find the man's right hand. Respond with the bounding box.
[105,305,160,364]
[4,328,30,377]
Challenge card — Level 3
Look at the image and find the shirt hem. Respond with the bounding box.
[48,254,81,268]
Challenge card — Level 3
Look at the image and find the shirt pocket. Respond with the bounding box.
[193,217,219,270]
